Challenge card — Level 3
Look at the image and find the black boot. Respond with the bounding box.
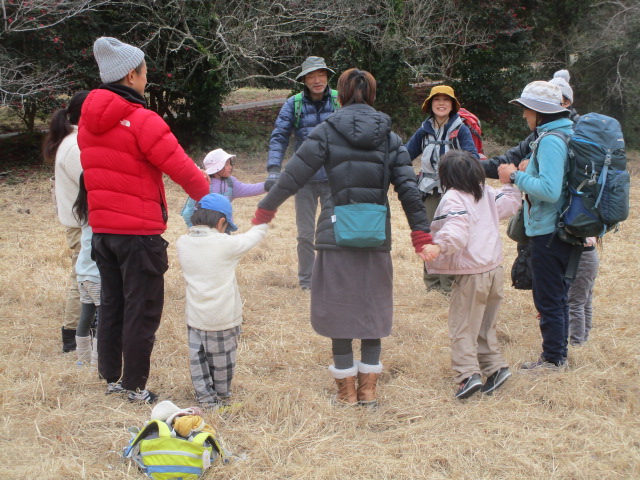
[61,326,77,353]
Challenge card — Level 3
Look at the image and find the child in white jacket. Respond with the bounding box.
[177,194,268,408]
[422,151,521,399]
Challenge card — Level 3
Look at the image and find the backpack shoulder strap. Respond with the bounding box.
[530,130,571,215]
[293,92,304,129]
[129,420,171,449]
[330,89,340,111]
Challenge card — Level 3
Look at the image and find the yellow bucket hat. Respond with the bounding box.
[421,85,461,114]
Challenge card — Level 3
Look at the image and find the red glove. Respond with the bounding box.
[252,208,277,225]
[410,230,433,253]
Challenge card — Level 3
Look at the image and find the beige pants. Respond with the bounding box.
[448,266,508,383]
[63,227,82,330]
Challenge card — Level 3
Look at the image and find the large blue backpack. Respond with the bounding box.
[561,113,629,239]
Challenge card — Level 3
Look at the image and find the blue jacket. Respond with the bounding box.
[514,117,573,236]
[267,86,338,182]
[404,113,479,162]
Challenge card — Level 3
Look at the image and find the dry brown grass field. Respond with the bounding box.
[1,147,639,479]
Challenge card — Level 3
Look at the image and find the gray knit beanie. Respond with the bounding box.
[93,37,145,83]
[549,69,573,103]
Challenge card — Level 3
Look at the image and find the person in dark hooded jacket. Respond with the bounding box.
[252,68,433,407]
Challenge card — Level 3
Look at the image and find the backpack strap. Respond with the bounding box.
[448,126,461,150]
[124,420,171,455]
[330,89,340,111]
[293,93,304,129]
[294,89,340,129]
[531,130,571,216]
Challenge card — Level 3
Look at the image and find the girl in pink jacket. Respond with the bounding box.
[422,151,521,399]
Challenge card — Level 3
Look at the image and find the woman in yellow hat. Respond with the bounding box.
[405,85,479,293]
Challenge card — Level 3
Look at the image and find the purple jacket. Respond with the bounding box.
[181,176,265,227]
[426,184,521,275]
[209,176,265,199]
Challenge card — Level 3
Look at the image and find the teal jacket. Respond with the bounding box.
[514,118,573,236]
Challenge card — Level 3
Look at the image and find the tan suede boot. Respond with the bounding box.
[328,365,358,405]
[356,361,383,406]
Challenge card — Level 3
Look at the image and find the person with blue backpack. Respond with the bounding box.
[481,69,580,292]
[498,81,574,371]
[264,57,340,290]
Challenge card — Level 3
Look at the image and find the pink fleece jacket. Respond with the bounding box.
[426,183,521,275]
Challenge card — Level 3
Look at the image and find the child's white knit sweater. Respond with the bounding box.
[176,224,268,331]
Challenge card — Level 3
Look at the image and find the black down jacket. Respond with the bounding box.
[258,103,430,250]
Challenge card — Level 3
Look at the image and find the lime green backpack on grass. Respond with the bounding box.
[123,419,223,479]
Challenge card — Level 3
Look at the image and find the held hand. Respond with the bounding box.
[252,208,276,225]
[498,163,517,184]
[264,168,281,192]
[421,243,441,262]
[518,159,530,172]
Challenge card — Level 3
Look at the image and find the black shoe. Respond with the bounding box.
[105,381,125,395]
[61,327,76,353]
[127,389,159,404]
[481,367,511,394]
[455,373,482,399]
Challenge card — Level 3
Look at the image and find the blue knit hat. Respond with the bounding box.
[196,194,238,232]
[93,37,145,83]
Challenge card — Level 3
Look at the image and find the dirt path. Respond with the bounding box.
[222,97,286,112]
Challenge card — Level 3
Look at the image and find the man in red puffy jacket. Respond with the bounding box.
[78,37,209,404]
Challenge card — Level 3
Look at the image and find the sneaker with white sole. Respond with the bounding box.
[127,389,159,404]
[481,367,511,394]
[105,381,125,395]
[455,373,482,399]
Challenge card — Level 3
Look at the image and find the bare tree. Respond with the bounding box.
[116,0,488,89]
[0,0,112,113]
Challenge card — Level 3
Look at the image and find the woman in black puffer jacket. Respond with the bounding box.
[252,68,433,407]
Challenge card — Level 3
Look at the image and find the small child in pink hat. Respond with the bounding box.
[181,148,266,227]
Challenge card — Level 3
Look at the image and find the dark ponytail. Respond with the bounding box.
[42,90,89,164]
[73,172,89,225]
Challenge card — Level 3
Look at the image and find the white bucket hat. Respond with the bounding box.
[203,148,235,175]
[296,56,335,81]
[509,81,568,114]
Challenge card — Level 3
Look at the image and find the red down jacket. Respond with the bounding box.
[78,88,209,235]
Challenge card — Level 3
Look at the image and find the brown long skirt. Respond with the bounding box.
[310,249,393,339]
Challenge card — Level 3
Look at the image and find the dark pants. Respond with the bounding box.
[294,181,331,288]
[530,233,572,364]
[92,233,168,391]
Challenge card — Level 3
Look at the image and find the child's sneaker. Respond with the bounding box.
[199,397,242,414]
[127,388,159,404]
[481,367,511,394]
[105,381,125,395]
[455,373,482,399]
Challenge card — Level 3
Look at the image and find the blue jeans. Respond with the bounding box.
[530,233,572,364]
[294,181,331,288]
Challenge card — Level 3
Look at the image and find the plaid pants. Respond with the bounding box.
[188,325,241,403]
